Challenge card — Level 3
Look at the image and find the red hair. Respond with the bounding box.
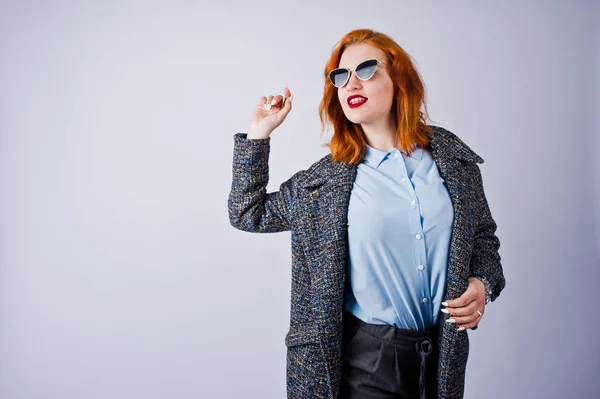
[319,29,436,165]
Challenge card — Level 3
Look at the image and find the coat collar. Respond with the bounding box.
[298,125,484,189]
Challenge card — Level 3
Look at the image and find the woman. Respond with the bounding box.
[228,29,505,399]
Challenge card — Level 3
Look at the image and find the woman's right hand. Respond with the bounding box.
[247,87,293,139]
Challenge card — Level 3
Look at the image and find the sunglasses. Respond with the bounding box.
[328,58,388,88]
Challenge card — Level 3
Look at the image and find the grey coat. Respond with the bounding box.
[228,125,506,398]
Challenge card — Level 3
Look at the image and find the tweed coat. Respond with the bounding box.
[228,125,506,399]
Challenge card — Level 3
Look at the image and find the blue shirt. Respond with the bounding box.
[344,142,454,331]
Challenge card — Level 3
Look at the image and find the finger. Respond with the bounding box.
[457,320,480,330]
[279,88,293,114]
[256,96,268,107]
[263,95,274,110]
[442,296,469,309]
[270,95,284,107]
[279,87,292,107]
[446,314,478,325]
[443,288,477,308]
[444,300,480,317]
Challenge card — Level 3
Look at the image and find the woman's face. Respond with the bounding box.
[336,43,395,127]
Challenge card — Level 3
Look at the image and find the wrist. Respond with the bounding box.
[469,275,491,304]
[247,126,271,140]
[475,276,492,304]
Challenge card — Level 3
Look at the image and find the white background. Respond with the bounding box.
[1,1,599,398]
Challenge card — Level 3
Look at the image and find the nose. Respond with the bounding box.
[345,70,362,90]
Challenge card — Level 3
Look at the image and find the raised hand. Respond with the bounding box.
[247,87,293,139]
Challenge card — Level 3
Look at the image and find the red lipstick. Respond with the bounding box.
[347,95,368,109]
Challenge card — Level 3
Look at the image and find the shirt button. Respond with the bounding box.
[393,152,399,159]
[401,177,407,183]
[417,265,424,270]
[422,298,429,303]
[410,200,416,206]
[415,233,422,240]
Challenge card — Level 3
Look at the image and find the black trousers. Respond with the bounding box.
[340,310,440,399]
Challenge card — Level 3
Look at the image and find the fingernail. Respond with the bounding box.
[440,308,449,314]
[264,104,268,110]
[270,99,276,105]
[441,302,448,306]
[266,103,271,110]
[445,318,456,323]
[290,94,294,103]
[457,327,465,331]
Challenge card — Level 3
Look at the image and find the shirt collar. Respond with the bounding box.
[363,143,423,168]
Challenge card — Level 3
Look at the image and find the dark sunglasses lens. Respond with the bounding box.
[329,69,349,87]
[356,59,379,80]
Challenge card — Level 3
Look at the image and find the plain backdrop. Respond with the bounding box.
[1,1,599,398]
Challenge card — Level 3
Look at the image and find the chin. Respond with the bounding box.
[345,114,373,125]
[342,110,369,125]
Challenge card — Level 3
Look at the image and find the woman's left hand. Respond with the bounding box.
[441,277,486,331]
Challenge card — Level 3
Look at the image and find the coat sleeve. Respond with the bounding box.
[469,163,506,303]
[228,132,294,233]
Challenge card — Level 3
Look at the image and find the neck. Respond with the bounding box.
[360,114,398,152]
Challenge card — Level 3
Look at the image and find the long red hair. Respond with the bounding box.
[319,29,436,165]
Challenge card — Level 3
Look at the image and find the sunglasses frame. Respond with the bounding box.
[328,58,389,88]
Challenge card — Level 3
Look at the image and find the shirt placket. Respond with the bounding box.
[393,149,432,327]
